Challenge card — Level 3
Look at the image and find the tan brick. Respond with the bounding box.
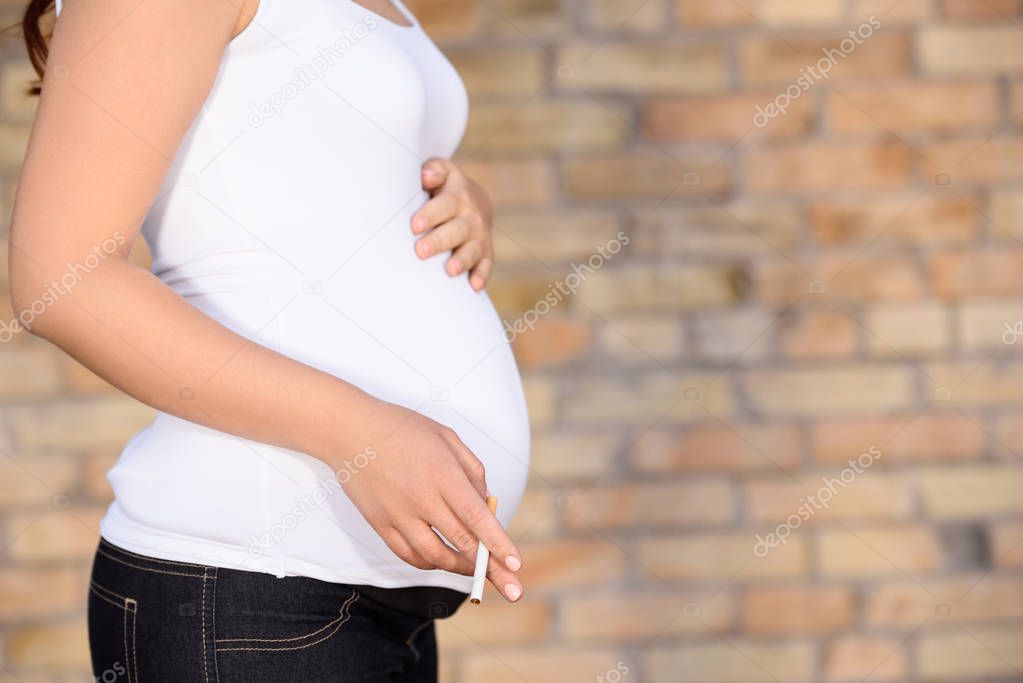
[522,376,555,428]
[810,193,979,247]
[507,489,558,541]
[918,465,1023,519]
[81,451,116,502]
[493,209,623,263]
[463,648,624,683]
[928,361,1023,406]
[0,456,77,507]
[7,619,90,670]
[557,42,728,93]
[446,48,546,97]
[919,26,1023,75]
[436,599,551,648]
[756,255,923,304]
[0,125,30,172]
[587,0,665,32]
[812,415,984,464]
[637,532,809,581]
[561,591,734,641]
[646,639,814,683]
[960,300,1023,350]
[851,0,933,24]
[924,136,1023,184]
[403,0,483,39]
[865,302,949,355]
[676,0,754,26]
[942,0,1022,18]
[463,101,629,154]
[830,81,998,134]
[0,61,37,125]
[919,626,1023,680]
[818,525,941,577]
[633,201,801,257]
[458,159,553,207]
[518,540,627,590]
[8,398,154,453]
[759,0,844,26]
[488,0,565,37]
[633,424,801,474]
[487,270,554,320]
[0,345,61,399]
[529,431,620,482]
[745,366,916,418]
[824,635,907,682]
[991,188,1023,242]
[781,309,858,358]
[597,315,685,362]
[564,480,734,530]
[561,372,733,424]
[866,575,1023,627]
[0,567,84,620]
[692,307,775,363]
[564,152,732,200]
[746,472,912,525]
[991,522,1023,568]
[510,317,591,370]
[740,33,911,86]
[644,91,816,142]
[931,249,1023,299]
[4,508,103,561]
[743,586,853,634]
[577,264,742,313]
[746,141,914,193]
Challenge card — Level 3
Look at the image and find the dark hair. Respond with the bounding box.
[21,0,56,95]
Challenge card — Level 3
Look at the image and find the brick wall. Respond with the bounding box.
[1,0,1022,681]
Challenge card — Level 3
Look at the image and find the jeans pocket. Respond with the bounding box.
[215,588,359,653]
[87,580,139,683]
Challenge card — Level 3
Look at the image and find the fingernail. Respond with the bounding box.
[505,584,522,601]
[449,261,462,275]
[418,242,431,257]
[505,555,521,571]
[412,217,426,233]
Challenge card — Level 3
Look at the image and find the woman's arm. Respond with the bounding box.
[9,0,523,599]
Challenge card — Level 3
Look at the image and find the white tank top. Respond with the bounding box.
[56,0,530,591]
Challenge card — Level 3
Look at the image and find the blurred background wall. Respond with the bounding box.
[1,0,1023,681]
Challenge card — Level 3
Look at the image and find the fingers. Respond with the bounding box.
[432,500,524,602]
[411,192,459,236]
[421,157,454,192]
[469,256,493,291]
[416,217,471,259]
[444,484,523,574]
[401,521,476,575]
[440,429,487,499]
[446,240,483,276]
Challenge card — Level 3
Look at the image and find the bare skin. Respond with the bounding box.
[8,0,520,599]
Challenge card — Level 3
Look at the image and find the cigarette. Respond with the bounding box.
[469,495,498,605]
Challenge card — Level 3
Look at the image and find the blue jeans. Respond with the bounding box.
[88,538,466,682]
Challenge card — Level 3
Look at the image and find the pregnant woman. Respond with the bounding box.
[8,0,530,680]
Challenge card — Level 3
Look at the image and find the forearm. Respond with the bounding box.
[13,255,375,463]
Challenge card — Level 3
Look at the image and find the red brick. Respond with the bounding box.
[780,309,858,358]
[931,249,1023,298]
[510,317,592,370]
[942,0,1022,18]
[824,635,907,682]
[676,0,753,26]
[644,91,817,142]
[631,425,803,473]
[812,415,984,464]
[829,81,998,134]
[740,33,911,86]
[810,193,979,247]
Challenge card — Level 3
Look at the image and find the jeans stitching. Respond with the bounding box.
[98,547,208,579]
[216,590,360,653]
[101,538,214,570]
[202,568,211,683]
[89,580,127,610]
[127,598,139,683]
[404,620,431,664]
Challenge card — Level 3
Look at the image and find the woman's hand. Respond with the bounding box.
[327,398,524,602]
[411,158,495,291]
